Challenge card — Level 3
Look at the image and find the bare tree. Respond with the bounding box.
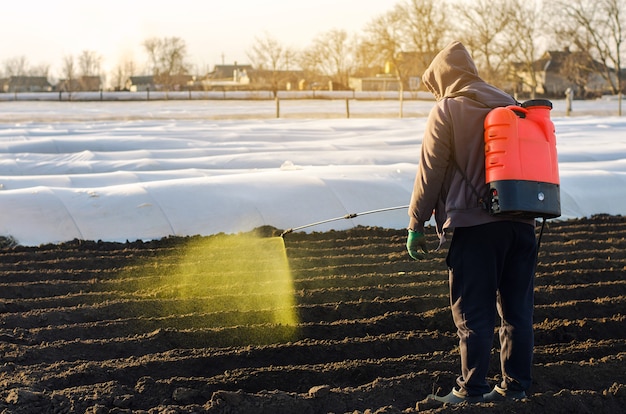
[29,63,50,78]
[507,0,550,99]
[3,56,29,93]
[396,0,450,75]
[61,54,77,96]
[353,35,385,78]
[143,36,190,91]
[552,0,625,112]
[455,0,518,87]
[605,0,625,99]
[76,50,103,91]
[362,9,405,83]
[78,50,102,77]
[362,8,409,115]
[299,29,356,89]
[111,58,137,91]
[247,32,285,71]
[360,0,449,94]
[247,32,296,95]
[3,56,51,88]
[559,51,598,97]
[3,55,29,77]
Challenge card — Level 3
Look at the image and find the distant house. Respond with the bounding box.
[210,64,253,80]
[201,63,253,90]
[128,76,155,92]
[395,51,435,83]
[349,51,429,92]
[349,75,402,92]
[1,76,52,93]
[127,74,194,92]
[155,74,195,91]
[79,76,102,91]
[247,69,305,91]
[516,49,613,98]
[57,76,103,92]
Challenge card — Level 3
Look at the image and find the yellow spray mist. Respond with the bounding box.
[113,232,299,345]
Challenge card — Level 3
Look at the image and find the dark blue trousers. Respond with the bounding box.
[446,221,537,396]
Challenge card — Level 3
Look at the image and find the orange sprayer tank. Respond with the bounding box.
[484,99,561,218]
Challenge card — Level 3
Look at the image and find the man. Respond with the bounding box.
[406,41,537,404]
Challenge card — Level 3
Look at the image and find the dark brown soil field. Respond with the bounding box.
[0,215,624,413]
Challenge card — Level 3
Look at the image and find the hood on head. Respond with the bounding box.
[422,41,482,100]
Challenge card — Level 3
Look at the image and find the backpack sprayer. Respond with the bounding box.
[484,99,561,219]
[484,98,561,250]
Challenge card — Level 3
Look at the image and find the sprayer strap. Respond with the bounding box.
[444,91,520,211]
[445,97,489,211]
[450,151,488,210]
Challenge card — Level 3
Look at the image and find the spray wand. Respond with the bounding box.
[280,205,409,237]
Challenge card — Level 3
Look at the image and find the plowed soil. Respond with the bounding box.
[0,215,625,414]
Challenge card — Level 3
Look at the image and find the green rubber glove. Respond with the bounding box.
[406,230,428,260]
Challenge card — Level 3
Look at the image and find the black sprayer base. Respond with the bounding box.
[488,180,561,219]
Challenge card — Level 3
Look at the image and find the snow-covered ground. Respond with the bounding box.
[0,97,624,246]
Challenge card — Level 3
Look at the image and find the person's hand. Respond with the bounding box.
[406,230,428,260]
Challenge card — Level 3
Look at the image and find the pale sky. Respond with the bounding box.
[3,0,395,77]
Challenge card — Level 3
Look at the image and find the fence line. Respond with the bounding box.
[2,92,606,119]
[0,91,437,119]
[0,90,434,102]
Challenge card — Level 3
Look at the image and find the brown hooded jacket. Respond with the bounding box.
[408,41,534,244]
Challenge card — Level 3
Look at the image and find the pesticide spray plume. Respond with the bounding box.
[280,205,409,237]
[110,232,299,346]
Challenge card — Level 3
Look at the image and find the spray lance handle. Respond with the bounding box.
[280,228,294,238]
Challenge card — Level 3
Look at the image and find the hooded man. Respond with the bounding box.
[406,41,537,404]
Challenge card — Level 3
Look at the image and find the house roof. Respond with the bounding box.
[5,76,51,87]
[533,50,608,72]
[247,69,304,76]
[209,64,253,79]
[129,76,155,85]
